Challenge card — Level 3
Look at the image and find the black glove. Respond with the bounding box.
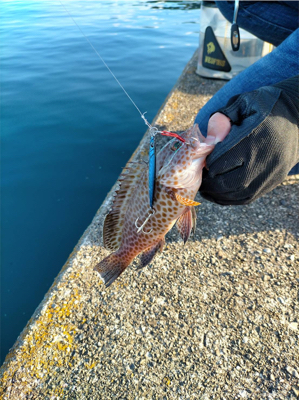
[200,75,299,205]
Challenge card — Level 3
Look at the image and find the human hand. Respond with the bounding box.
[199,79,299,205]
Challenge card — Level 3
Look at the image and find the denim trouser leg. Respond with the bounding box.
[215,1,299,47]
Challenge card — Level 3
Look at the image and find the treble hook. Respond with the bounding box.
[135,208,155,234]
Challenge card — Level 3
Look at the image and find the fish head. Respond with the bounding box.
[155,125,201,171]
[157,124,215,190]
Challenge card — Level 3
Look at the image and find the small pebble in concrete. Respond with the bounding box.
[263,248,272,254]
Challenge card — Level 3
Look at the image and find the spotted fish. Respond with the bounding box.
[94,124,215,287]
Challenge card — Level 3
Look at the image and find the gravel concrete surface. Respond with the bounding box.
[1,50,298,400]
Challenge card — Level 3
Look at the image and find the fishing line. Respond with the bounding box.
[59,1,187,216]
[58,0,186,141]
[59,0,152,129]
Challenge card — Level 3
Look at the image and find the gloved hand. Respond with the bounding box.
[200,76,299,205]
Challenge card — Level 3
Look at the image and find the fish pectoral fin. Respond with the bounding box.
[174,192,201,206]
[176,207,193,244]
[137,238,165,270]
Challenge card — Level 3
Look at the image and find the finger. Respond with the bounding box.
[206,112,231,144]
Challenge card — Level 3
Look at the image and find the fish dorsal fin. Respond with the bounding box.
[103,161,146,251]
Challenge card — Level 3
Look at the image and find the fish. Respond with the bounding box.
[94,124,216,287]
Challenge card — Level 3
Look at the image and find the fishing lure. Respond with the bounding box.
[149,133,156,209]
[148,129,186,209]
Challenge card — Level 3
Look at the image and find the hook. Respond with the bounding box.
[135,208,155,234]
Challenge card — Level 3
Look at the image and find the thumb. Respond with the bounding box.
[205,112,231,145]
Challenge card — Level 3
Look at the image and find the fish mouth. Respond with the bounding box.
[191,142,215,160]
[185,123,204,142]
[178,123,201,144]
[184,124,215,158]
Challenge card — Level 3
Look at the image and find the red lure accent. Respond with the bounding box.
[160,130,186,143]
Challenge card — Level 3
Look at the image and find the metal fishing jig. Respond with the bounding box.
[148,127,186,210]
[148,127,187,210]
[148,132,156,209]
[136,127,186,234]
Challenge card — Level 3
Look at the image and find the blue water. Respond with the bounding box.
[1,0,200,363]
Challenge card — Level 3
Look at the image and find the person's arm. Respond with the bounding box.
[195,29,299,137]
[199,75,299,205]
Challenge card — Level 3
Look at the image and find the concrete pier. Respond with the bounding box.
[1,50,298,400]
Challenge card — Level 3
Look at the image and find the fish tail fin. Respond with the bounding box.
[94,252,129,287]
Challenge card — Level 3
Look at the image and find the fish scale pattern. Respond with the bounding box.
[103,162,146,251]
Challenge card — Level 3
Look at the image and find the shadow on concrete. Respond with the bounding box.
[163,180,299,244]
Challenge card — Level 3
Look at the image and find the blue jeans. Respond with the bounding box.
[195,1,299,173]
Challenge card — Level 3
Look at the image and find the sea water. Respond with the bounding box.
[1,0,200,363]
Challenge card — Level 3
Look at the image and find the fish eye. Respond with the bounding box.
[171,141,182,151]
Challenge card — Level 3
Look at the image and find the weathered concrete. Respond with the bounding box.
[1,50,298,400]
